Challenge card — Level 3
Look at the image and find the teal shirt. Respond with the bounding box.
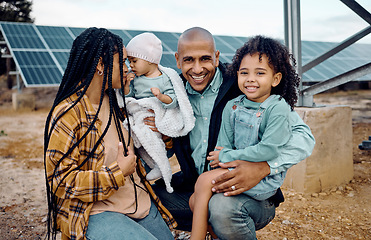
[185,68,314,176]
[216,95,296,200]
[217,95,292,163]
[126,72,178,109]
[186,68,223,174]
[218,95,314,175]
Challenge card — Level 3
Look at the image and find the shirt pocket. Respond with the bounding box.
[233,108,260,149]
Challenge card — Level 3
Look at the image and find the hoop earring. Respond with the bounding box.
[97,70,103,76]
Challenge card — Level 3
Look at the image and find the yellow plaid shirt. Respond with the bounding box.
[46,91,176,240]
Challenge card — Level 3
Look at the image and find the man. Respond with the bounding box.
[152,27,315,239]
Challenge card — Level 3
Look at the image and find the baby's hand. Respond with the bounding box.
[151,88,173,104]
[123,72,135,94]
[207,146,223,168]
[151,87,161,98]
[126,72,135,83]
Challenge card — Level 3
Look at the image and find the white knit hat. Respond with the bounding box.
[126,32,163,64]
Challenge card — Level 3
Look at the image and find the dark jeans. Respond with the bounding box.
[151,183,193,231]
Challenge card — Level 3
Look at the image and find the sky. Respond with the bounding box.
[31,0,371,44]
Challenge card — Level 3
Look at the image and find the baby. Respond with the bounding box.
[117,32,195,193]
[124,32,178,109]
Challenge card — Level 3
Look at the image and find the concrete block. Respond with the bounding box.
[283,105,354,193]
[12,92,35,110]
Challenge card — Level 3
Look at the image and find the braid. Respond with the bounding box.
[44,28,132,240]
[103,35,141,214]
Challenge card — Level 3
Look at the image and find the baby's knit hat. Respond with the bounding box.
[126,32,162,64]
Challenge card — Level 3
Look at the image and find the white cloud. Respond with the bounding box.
[31,0,371,43]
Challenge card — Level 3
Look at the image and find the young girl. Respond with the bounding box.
[189,35,303,240]
[44,28,175,240]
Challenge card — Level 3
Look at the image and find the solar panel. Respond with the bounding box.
[1,21,370,87]
[68,27,85,38]
[301,41,371,82]
[109,29,131,45]
[2,22,45,49]
[37,26,74,49]
[150,31,180,52]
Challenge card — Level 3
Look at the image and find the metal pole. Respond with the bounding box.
[284,0,304,106]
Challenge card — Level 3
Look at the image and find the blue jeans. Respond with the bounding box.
[86,202,173,240]
[152,183,275,239]
[208,193,276,240]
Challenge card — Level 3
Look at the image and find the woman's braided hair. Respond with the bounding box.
[43,27,131,239]
[228,35,300,110]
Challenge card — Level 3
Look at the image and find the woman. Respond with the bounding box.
[44,27,176,240]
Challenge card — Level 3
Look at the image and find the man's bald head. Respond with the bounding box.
[175,27,220,93]
[178,27,216,52]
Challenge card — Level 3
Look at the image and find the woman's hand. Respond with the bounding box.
[207,146,223,168]
[116,143,137,176]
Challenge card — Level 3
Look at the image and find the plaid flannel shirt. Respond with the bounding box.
[46,91,176,240]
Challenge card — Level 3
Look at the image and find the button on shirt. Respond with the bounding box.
[186,68,223,174]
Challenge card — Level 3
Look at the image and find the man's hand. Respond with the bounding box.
[143,110,157,132]
[143,110,170,142]
[211,160,270,196]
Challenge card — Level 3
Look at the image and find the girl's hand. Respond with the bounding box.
[207,146,223,168]
[116,143,137,176]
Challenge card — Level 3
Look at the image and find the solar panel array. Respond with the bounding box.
[1,21,370,87]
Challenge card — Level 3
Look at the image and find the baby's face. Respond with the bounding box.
[128,56,152,77]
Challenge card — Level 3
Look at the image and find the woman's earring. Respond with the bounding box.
[97,70,103,76]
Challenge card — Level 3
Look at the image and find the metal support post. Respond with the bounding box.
[284,0,305,106]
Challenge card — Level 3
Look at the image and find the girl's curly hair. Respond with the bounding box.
[228,35,300,110]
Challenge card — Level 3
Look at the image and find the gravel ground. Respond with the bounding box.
[0,85,370,240]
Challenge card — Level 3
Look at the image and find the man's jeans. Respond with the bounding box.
[151,183,193,231]
[86,202,173,240]
[153,183,276,239]
[209,193,276,240]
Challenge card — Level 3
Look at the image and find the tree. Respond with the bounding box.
[0,0,34,89]
[0,0,34,22]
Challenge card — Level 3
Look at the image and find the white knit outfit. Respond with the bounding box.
[117,65,195,193]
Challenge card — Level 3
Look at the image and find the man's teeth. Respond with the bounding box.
[192,75,206,80]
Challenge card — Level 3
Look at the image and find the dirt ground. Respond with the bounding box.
[0,82,370,239]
